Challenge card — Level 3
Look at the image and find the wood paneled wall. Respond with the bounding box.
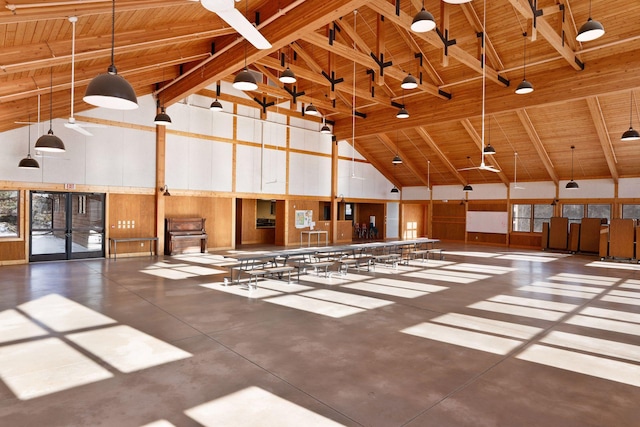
[237,198,274,245]
[0,240,25,263]
[108,194,156,255]
[164,195,233,249]
[285,200,324,246]
[402,203,427,239]
[432,202,465,241]
[356,203,385,237]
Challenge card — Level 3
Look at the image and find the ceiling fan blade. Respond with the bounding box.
[457,166,480,171]
[65,121,93,136]
[201,0,271,49]
[480,165,501,173]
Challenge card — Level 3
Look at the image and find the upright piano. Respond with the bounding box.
[164,217,208,255]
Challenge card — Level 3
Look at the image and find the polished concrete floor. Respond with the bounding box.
[1,244,639,426]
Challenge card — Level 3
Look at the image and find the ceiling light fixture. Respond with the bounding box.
[443,0,473,3]
[576,0,605,42]
[320,117,332,134]
[396,107,409,119]
[233,68,258,91]
[18,119,40,169]
[515,32,534,95]
[463,156,473,192]
[401,73,418,90]
[391,186,400,193]
[411,1,436,33]
[210,99,223,112]
[305,103,320,116]
[154,103,172,126]
[36,69,65,153]
[392,154,403,165]
[483,115,496,154]
[84,0,138,110]
[159,185,171,196]
[279,67,296,84]
[621,91,640,141]
[565,145,579,189]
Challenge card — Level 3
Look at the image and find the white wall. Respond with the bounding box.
[510,181,556,199]
[619,178,640,198]
[559,178,614,199]
[402,186,431,201]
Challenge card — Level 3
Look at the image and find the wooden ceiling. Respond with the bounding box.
[2,0,640,189]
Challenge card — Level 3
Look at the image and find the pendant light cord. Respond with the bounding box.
[110,0,115,67]
[522,32,527,79]
[481,0,486,163]
[48,67,53,132]
[630,92,635,127]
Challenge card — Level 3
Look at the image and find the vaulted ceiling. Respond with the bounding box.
[2,0,640,189]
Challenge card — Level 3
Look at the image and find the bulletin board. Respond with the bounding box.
[295,210,313,228]
[466,211,508,234]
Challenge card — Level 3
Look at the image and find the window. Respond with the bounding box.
[562,203,611,225]
[512,204,552,232]
[587,204,611,223]
[622,204,640,219]
[0,190,19,237]
[512,204,531,232]
[533,205,554,232]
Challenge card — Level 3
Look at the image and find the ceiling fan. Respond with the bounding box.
[64,16,105,136]
[200,0,272,50]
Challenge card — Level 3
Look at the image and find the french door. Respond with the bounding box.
[30,191,105,262]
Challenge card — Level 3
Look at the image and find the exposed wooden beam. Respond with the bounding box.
[508,0,583,71]
[377,133,429,187]
[414,126,467,186]
[368,0,508,88]
[516,109,559,184]
[459,2,505,73]
[390,21,443,87]
[159,0,372,106]
[586,96,619,183]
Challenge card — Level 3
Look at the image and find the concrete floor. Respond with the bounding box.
[0,244,639,426]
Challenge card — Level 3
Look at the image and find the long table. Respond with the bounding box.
[223,238,440,285]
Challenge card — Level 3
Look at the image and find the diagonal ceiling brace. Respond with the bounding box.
[254,96,275,114]
[284,85,305,104]
[321,70,345,92]
[370,52,393,77]
[435,28,456,57]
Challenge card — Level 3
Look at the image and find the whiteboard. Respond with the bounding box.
[466,211,508,234]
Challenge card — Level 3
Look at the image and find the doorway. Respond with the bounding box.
[30,191,105,261]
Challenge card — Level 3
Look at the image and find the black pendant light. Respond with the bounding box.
[279,67,296,84]
[411,1,436,33]
[84,0,138,110]
[565,145,579,189]
[153,100,172,126]
[515,32,534,95]
[401,73,418,90]
[576,0,605,42]
[36,69,65,153]
[621,91,640,141]
[463,156,473,191]
[305,103,320,116]
[19,120,40,169]
[391,186,400,193]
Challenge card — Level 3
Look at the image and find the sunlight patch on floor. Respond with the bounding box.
[301,289,393,309]
[469,301,567,321]
[401,322,523,355]
[184,386,345,426]
[0,309,49,344]
[67,325,192,373]
[0,337,113,400]
[430,313,543,340]
[18,294,116,332]
[487,295,578,312]
[264,295,364,318]
[442,263,517,275]
[516,344,640,387]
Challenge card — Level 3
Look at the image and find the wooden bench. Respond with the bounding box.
[165,217,208,255]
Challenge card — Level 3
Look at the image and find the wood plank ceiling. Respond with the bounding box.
[1,0,640,189]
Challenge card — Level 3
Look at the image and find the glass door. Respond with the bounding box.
[30,192,105,261]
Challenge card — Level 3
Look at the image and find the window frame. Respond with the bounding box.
[0,190,21,240]
[511,203,552,233]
